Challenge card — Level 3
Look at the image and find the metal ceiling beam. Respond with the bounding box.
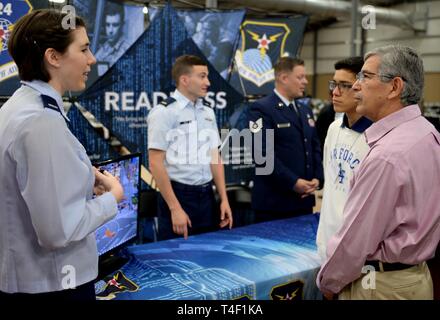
[228,0,416,30]
[205,0,218,8]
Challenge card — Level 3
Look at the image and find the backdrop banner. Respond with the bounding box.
[77,4,251,186]
[176,9,245,80]
[67,103,118,163]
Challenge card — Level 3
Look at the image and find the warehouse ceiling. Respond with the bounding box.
[124,0,431,31]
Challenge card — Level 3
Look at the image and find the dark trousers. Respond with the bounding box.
[157,180,215,241]
[255,208,313,223]
[0,280,96,301]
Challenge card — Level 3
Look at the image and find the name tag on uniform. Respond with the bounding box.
[179,120,193,125]
[277,123,291,128]
[205,117,213,122]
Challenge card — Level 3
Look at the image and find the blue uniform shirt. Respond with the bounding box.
[147,90,221,185]
[0,80,118,293]
[274,88,297,111]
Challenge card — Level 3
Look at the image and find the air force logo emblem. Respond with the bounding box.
[271,280,304,300]
[249,118,263,133]
[96,271,139,300]
[0,1,33,82]
[235,20,290,87]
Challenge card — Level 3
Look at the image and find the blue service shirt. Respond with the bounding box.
[0,80,117,293]
[147,90,220,185]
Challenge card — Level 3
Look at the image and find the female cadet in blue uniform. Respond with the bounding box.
[248,57,324,222]
[0,9,124,300]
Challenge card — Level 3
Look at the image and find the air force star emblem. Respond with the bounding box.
[249,118,263,133]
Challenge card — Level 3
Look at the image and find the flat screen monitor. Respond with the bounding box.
[94,153,141,256]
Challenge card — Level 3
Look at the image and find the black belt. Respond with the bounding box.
[171,180,213,192]
[365,260,416,272]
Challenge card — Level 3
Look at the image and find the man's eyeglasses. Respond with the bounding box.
[328,80,354,93]
[356,71,406,83]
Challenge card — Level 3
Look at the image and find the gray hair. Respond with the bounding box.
[364,45,424,106]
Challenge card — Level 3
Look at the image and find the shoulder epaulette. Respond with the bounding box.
[41,94,69,124]
[41,94,61,113]
[159,97,176,107]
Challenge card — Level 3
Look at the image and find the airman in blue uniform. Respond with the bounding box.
[148,55,233,240]
[0,9,123,300]
[247,57,323,222]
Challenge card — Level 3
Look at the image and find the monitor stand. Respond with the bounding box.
[97,253,129,281]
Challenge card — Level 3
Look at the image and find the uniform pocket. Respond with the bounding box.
[177,119,197,134]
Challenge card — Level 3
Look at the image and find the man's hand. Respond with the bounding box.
[323,292,336,300]
[171,207,192,240]
[219,200,233,229]
[320,286,336,300]
[302,178,320,197]
[294,178,317,195]
[310,178,320,189]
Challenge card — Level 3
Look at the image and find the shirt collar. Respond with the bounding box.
[171,89,204,110]
[274,89,296,108]
[365,104,421,147]
[21,80,70,122]
[341,114,373,133]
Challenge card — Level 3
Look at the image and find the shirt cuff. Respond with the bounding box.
[148,142,168,151]
[100,192,118,221]
[317,274,347,295]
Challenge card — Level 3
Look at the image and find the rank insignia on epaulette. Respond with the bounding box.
[41,94,60,112]
[160,97,176,107]
[249,118,263,133]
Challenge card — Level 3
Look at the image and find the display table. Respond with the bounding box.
[95,214,322,300]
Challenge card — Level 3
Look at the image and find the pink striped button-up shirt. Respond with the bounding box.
[317,104,440,294]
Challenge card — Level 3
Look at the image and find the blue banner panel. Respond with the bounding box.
[77,4,246,185]
[95,214,322,300]
[229,16,308,96]
[0,0,32,95]
[176,9,245,80]
[147,6,162,23]
[73,0,145,83]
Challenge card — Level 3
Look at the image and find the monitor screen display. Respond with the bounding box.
[94,153,140,256]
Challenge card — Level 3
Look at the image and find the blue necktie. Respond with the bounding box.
[289,103,303,129]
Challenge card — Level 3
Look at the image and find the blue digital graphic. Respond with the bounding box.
[95,214,322,300]
[67,103,117,162]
